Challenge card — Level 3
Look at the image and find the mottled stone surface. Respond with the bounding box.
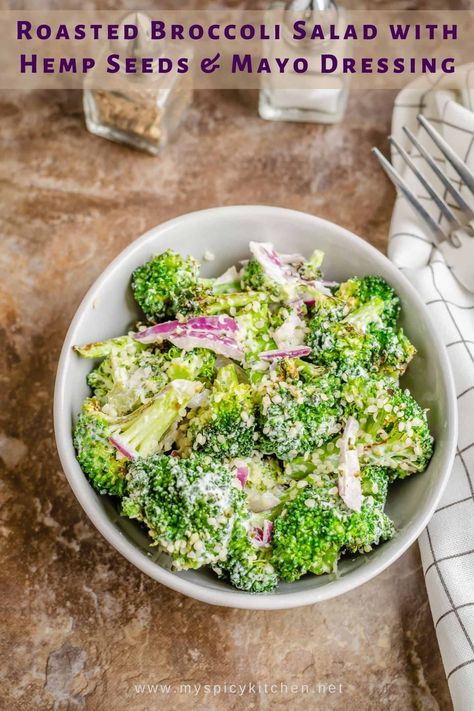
[0,51,453,711]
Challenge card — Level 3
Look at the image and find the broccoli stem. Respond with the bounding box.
[204,292,264,314]
[111,380,201,457]
[74,336,140,359]
[200,277,242,295]
[215,363,239,389]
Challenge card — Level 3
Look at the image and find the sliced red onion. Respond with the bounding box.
[249,241,293,285]
[262,519,273,544]
[235,466,249,488]
[169,331,244,362]
[288,298,309,315]
[133,315,238,344]
[110,435,138,461]
[338,416,362,512]
[259,346,312,361]
[279,252,305,265]
[133,320,181,343]
[301,280,332,297]
[342,416,359,446]
[252,520,273,547]
[186,315,238,333]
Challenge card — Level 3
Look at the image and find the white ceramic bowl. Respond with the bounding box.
[54,206,457,609]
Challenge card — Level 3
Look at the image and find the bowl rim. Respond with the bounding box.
[54,205,458,610]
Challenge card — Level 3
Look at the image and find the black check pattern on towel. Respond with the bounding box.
[389,66,474,709]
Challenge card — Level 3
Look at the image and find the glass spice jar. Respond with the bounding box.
[83,12,193,155]
[259,0,349,124]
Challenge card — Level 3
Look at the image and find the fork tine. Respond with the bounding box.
[417,114,474,194]
[402,125,474,220]
[389,135,463,228]
[371,147,446,244]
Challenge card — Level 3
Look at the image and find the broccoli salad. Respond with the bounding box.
[73,242,433,593]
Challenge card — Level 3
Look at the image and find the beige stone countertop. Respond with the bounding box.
[0,78,453,710]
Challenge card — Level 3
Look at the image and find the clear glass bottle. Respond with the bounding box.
[83,13,193,155]
[259,0,348,124]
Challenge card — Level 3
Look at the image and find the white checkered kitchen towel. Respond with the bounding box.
[389,65,474,710]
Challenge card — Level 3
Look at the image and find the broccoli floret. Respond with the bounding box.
[307,294,415,377]
[241,258,264,290]
[162,346,216,383]
[256,360,342,460]
[343,466,395,554]
[271,482,345,581]
[336,275,400,328]
[288,376,433,481]
[298,249,325,281]
[131,249,267,322]
[122,454,244,570]
[73,402,128,497]
[131,250,205,322]
[73,381,201,496]
[360,464,390,502]
[271,468,395,582]
[214,517,278,593]
[307,298,361,372]
[187,364,256,458]
[241,258,275,294]
[235,301,276,370]
[75,336,167,416]
[367,324,417,378]
[343,375,433,477]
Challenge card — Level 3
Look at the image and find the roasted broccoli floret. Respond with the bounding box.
[214,516,278,593]
[73,380,201,496]
[288,374,433,481]
[73,401,128,497]
[271,467,394,582]
[297,249,325,281]
[131,249,266,321]
[307,298,365,373]
[343,466,395,554]
[187,364,256,458]
[132,250,204,321]
[256,360,342,460]
[271,481,346,581]
[368,324,417,378]
[75,336,167,417]
[241,258,275,294]
[122,454,244,570]
[307,292,415,377]
[342,375,433,478]
[336,275,400,328]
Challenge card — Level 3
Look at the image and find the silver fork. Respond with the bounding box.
[372,114,474,292]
